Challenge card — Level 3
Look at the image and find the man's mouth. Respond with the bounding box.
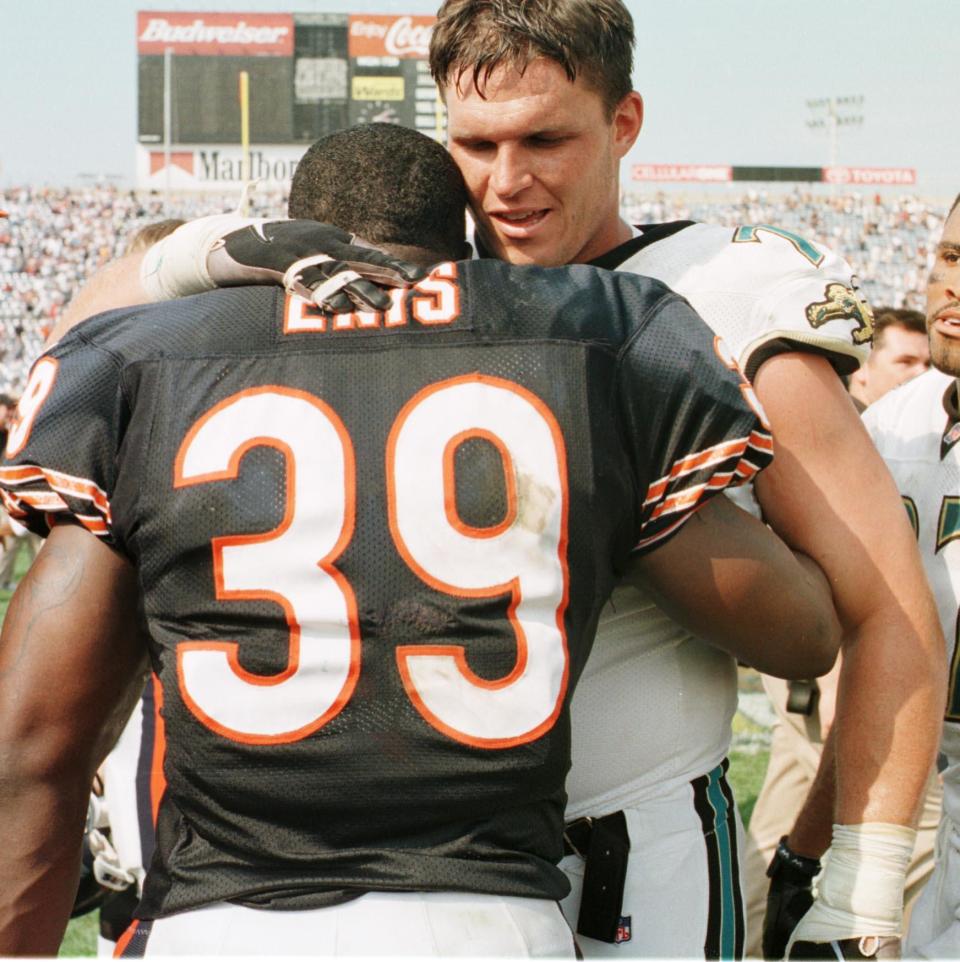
[931,305,960,338]
[489,209,550,232]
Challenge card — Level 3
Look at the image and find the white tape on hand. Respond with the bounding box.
[308,271,363,307]
[140,214,266,301]
[786,823,915,954]
[281,254,335,296]
[281,255,362,306]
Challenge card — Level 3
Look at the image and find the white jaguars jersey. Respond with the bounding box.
[566,221,873,816]
[863,367,960,823]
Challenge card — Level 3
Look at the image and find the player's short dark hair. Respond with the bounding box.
[0,394,14,408]
[430,0,635,118]
[871,307,927,348]
[288,123,469,265]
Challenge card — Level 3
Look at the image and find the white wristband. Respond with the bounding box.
[790,822,915,946]
[139,213,266,301]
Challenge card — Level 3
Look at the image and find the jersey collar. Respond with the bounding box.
[588,222,696,270]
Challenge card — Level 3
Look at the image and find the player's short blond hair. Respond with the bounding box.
[125,219,185,254]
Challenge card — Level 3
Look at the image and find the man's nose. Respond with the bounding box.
[489,147,534,197]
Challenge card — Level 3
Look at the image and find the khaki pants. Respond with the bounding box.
[742,675,942,958]
[0,529,40,586]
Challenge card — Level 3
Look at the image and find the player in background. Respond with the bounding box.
[426,1,946,957]
[745,304,936,956]
[0,124,840,956]
[795,194,960,959]
[848,308,930,411]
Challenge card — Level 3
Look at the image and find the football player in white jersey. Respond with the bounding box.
[427,0,946,957]
[858,195,960,959]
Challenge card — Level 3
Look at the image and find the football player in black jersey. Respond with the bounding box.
[0,124,841,955]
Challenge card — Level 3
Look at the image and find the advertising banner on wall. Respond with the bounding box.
[137,143,307,191]
[137,11,294,56]
[346,14,441,136]
[823,166,917,186]
[632,163,918,186]
[632,164,733,183]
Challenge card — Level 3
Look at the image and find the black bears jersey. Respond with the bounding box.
[0,259,772,918]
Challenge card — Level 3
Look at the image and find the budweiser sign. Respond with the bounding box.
[823,166,916,186]
[632,164,732,183]
[137,12,294,56]
[348,15,434,58]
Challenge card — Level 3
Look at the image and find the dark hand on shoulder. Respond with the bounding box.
[207,220,428,313]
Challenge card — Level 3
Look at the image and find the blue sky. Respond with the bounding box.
[1,0,955,199]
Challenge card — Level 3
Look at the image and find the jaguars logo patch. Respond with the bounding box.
[805,281,875,345]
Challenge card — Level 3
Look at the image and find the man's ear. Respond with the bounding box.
[612,91,644,159]
[848,362,869,393]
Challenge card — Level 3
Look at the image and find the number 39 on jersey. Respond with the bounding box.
[173,374,571,750]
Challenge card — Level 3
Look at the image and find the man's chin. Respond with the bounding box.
[484,233,567,268]
[930,335,960,378]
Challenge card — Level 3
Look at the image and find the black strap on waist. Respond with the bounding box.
[564,811,631,944]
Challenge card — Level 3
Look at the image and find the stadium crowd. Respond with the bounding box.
[0,185,283,395]
[0,184,948,396]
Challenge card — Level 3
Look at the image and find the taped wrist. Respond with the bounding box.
[793,823,915,942]
[140,213,265,300]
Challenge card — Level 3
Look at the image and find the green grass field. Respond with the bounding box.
[0,573,771,956]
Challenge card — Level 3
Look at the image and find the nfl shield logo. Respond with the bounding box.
[615,917,632,944]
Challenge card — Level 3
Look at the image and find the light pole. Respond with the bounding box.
[806,95,864,173]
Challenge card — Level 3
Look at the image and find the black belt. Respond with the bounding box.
[562,816,595,857]
[562,811,631,944]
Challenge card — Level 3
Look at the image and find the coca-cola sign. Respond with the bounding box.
[137,11,294,56]
[348,15,434,58]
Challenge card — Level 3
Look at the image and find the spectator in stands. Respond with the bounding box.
[0,393,21,590]
[0,394,13,452]
[848,307,930,410]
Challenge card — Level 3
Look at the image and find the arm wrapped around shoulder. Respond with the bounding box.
[783,823,915,960]
[140,213,263,300]
[140,215,427,312]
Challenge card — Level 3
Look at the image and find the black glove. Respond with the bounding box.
[763,836,821,959]
[208,220,428,313]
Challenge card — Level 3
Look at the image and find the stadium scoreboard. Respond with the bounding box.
[136,11,441,190]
